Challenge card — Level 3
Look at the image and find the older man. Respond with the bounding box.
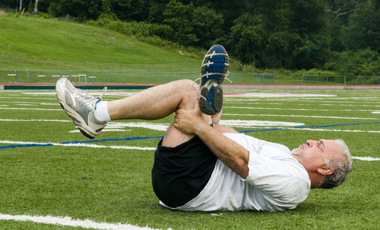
[55,45,352,212]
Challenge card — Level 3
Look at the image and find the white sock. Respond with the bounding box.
[94,101,111,122]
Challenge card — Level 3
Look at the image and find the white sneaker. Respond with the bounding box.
[55,77,107,139]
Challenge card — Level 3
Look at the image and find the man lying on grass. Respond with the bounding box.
[55,45,352,212]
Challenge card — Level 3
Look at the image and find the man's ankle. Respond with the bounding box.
[94,101,111,122]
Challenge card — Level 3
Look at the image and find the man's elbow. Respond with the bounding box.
[235,161,249,179]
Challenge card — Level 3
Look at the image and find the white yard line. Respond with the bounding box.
[224,93,336,97]
[0,107,61,111]
[0,119,71,122]
[219,120,304,127]
[1,140,378,161]
[0,213,161,230]
[22,92,336,98]
[70,129,132,133]
[223,113,377,120]
[0,141,155,151]
[287,128,380,133]
[224,106,380,113]
[3,101,59,106]
[352,156,380,161]
[0,96,57,100]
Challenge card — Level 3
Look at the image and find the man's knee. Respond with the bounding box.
[174,79,198,92]
[173,79,199,104]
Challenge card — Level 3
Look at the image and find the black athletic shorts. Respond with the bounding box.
[151,135,217,208]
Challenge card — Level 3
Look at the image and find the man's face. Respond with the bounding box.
[292,139,342,170]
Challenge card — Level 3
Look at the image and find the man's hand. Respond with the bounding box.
[174,98,249,178]
[174,98,208,135]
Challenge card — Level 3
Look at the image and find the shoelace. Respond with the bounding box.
[192,71,232,88]
[74,87,107,110]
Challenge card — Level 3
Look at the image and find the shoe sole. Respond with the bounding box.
[199,81,223,115]
[55,78,97,139]
[199,45,229,115]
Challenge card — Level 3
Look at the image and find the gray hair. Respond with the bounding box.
[319,139,353,189]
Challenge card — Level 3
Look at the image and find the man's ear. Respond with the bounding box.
[317,165,334,176]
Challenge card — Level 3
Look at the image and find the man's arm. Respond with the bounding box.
[210,109,239,134]
[174,100,249,178]
[212,124,239,134]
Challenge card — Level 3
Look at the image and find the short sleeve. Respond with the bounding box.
[242,150,310,206]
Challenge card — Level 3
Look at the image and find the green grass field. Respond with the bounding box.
[1,15,278,85]
[3,14,380,86]
[0,88,379,229]
[0,15,200,73]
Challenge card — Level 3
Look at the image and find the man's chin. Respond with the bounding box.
[291,148,302,155]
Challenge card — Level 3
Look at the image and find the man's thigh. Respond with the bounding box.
[152,134,217,208]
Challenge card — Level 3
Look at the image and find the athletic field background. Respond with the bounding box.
[0,88,379,229]
[1,13,379,230]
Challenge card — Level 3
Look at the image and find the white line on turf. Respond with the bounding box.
[0,96,57,100]
[287,128,380,133]
[219,120,304,127]
[223,113,377,120]
[1,141,378,161]
[224,106,380,112]
[0,141,155,151]
[0,107,61,111]
[71,121,304,132]
[16,104,35,106]
[0,213,160,230]
[0,119,71,122]
[107,122,170,131]
[22,92,336,98]
[3,102,59,106]
[23,93,57,95]
[224,93,336,97]
[352,156,380,161]
[70,129,133,133]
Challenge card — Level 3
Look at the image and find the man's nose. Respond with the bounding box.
[306,140,318,147]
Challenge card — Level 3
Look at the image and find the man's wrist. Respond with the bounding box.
[194,121,213,136]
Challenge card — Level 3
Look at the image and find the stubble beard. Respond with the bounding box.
[292,144,306,155]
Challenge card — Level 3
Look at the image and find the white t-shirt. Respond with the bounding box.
[160,133,310,212]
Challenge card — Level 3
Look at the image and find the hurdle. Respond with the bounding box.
[89,76,97,83]
[37,75,46,83]
[79,74,87,83]
[52,75,60,83]
[8,74,17,83]
[71,75,80,83]
[62,75,70,79]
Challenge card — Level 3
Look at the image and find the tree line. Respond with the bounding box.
[2,0,380,75]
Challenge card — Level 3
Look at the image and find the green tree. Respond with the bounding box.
[111,0,149,21]
[229,13,267,68]
[0,0,18,9]
[343,0,380,53]
[335,48,380,76]
[47,0,102,20]
[229,0,328,70]
[147,1,167,23]
[191,6,224,48]
[162,0,197,46]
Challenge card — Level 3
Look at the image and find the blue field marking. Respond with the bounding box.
[1,121,380,150]
[0,143,55,149]
[239,121,380,133]
[59,136,164,145]
[0,136,164,150]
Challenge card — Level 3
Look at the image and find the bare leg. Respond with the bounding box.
[108,79,199,120]
[106,79,213,147]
